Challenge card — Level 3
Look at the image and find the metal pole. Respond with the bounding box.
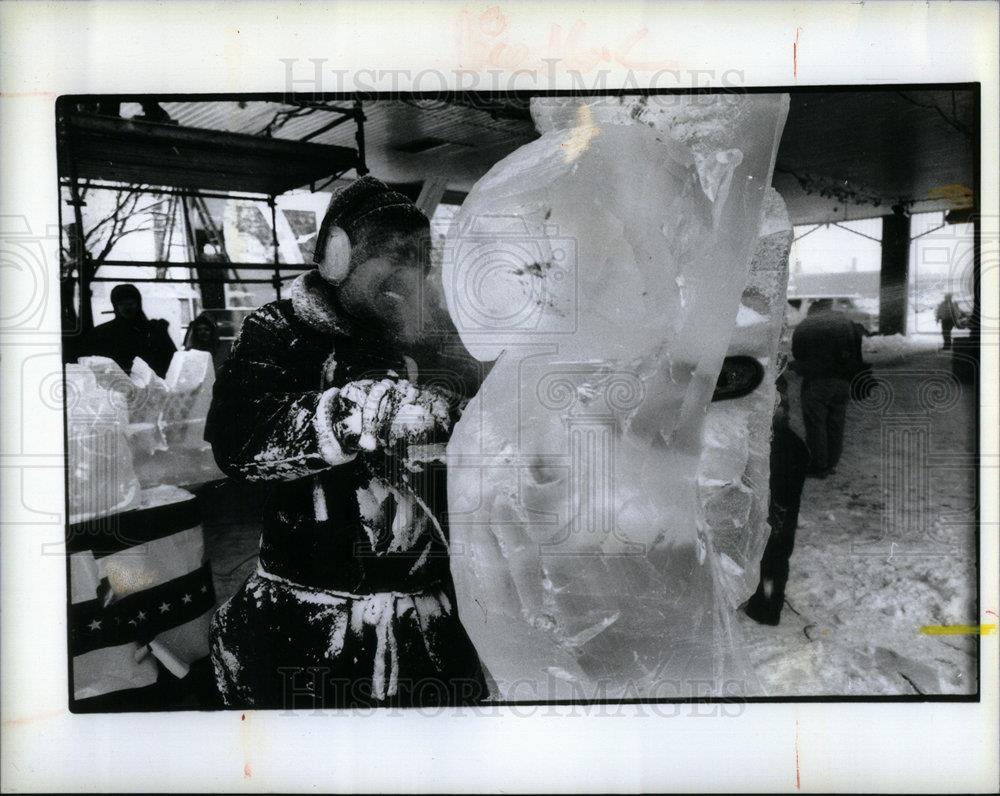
[59,179,273,204]
[67,187,91,331]
[160,194,177,261]
[878,205,912,336]
[179,194,202,300]
[155,194,176,280]
[63,118,93,333]
[91,276,284,284]
[180,195,197,260]
[94,259,300,271]
[269,197,282,300]
[354,100,369,176]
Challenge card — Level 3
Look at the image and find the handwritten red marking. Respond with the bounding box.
[793,28,801,79]
[795,717,801,789]
[2,709,61,727]
[0,91,58,98]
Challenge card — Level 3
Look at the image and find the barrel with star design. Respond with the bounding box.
[67,485,216,710]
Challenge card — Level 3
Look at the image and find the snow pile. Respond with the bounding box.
[863,333,940,365]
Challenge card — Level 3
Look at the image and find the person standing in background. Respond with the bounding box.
[79,283,177,377]
[935,292,962,350]
[790,299,861,478]
[183,312,225,372]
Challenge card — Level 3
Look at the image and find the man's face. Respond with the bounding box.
[114,297,140,321]
[337,231,431,346]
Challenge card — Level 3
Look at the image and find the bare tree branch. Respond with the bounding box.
[83,187,141,243]
[71,183,166,280]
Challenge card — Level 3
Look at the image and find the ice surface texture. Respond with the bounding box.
[67,351,219,521]
[66,360,141,521]
[698,188,793,611]
[162,349,216,449]
[443,95,790,699]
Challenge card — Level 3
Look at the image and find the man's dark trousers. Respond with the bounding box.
[744,421,810,624]
[941,320,955,350]
[801,376,850,472]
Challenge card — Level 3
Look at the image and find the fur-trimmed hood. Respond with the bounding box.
[289,270,353,337]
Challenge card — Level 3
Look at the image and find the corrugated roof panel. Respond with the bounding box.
[160,99,533,148]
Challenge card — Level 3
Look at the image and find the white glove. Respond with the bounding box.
[333,378,455,453]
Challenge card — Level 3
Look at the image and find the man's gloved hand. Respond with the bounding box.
[332,378,458,453]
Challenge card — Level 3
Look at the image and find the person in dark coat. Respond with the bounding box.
[743,374,810,625]
[935,293,962,350]
[80,283,177,377]
[790,299,860,477]
[205,177,488,709]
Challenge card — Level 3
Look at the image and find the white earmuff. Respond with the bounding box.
[316,225,352,284]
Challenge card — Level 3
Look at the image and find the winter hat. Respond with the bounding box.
[110,283,143,307]
[313,176,429,282]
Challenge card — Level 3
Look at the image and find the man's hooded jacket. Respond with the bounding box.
[204,179,487,707]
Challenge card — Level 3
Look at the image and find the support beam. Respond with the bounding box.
[878,206,911,336]
[269,198,283,300]
[354,100,368,176]
[66,170,93,333]
[64,113,360,194]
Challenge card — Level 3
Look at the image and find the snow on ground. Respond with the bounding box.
[739,339,979,695]
[202,335,980,698]
[863,331,940,362]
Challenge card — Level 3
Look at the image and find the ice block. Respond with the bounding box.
[443,95,789,699]
[66,363,141,522]
[126,356,170,455]
[698,188,793,609]
[162,349,216,449]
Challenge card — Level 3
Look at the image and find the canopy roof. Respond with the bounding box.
[59,88,977,224]
[59,112,362,196]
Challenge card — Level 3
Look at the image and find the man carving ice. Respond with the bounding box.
[206,177,487,708]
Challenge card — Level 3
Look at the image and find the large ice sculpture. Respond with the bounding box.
[66,363,141,522]
[698,188,793,610]
[76,355,171,457]
[126,357,170,455]
[162,349,216,449]
[443,95,789,699]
